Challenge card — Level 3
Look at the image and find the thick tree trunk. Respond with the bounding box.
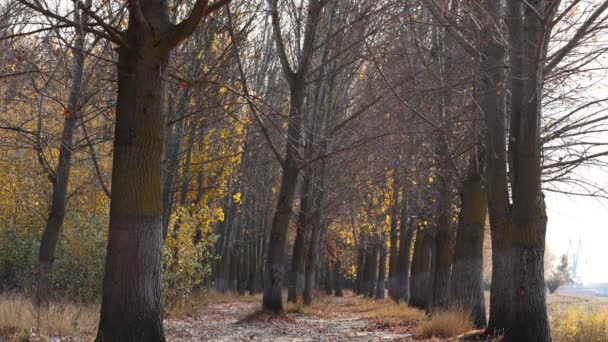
[96,37,169,342]
[34,0,88,309]
[450,154,487,328]
[480,0,510,334]
[505,1,550,340]
[409,227,431,309]
[508,198,549,341]
[394,190,414,303]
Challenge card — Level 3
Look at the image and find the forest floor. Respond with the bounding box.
[4,291,605,341]
[164,293,422,341]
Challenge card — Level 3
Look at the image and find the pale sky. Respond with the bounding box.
[546,190,608,284]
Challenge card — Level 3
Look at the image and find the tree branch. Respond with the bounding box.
[169,0,231,48]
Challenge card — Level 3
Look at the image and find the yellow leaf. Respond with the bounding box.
[233,192,242,204]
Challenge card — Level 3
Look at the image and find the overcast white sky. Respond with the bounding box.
[546,190,608,284]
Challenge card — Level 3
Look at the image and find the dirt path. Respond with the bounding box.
[165,296,415,341]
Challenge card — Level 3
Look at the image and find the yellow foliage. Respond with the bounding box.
[233,192,242,204]
[552,306,608,342]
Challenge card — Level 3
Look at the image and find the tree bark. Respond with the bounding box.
[387,181,399,299]
[355,245,365,295]
[480,0,510,334]
[375,235,387,300]
[96,37,169,342]
[409,227,431,309]
[450,152,487,328]
[505,1,550,340]
[334,259,343,297]
[394,189,414,303]
[288,170,311,303]
[363,241,378,298]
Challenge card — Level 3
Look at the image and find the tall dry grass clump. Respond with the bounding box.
[416,305,474,338]
[0,294,98,339]
[551,305,608,342]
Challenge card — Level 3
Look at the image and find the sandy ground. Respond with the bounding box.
[165,296,415,341]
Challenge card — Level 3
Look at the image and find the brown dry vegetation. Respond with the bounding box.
[416,306,474,339]
[4,291,607,341]
[0,294,98,340]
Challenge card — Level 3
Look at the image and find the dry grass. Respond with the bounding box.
[165,290,261,318]
[416,306,474,339]
[551,305,608,342]
[0,294,98,339]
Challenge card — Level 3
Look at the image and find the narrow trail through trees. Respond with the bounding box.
[165,295,415,341]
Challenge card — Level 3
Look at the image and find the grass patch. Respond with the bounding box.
[416,306,474,339]
[0,294,98,339]
[551,305,608,342]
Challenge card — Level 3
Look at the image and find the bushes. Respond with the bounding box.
[552,306,608,341]
[0,213,107,302]
[162,204,218,305]
[0,203,218,307]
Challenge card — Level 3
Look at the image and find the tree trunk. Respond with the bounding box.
[387,181,399,299]
[324,262,333,296]
[288,170,311,303]
[363,242,378,298]
[355,246,365,295]
[450,153,487,328]
[409,227,431,309]
[480,0,510,334]
[375,236,387,300]
[96,36,169,342]
[334,259,343,297]
[161,88,189,239]
[263,161,299,312]
[34,0,88,309]
[505,1,550,340]
[394,190,414,303]
[303,202,322,305]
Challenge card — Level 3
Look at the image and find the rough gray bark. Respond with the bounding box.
[450,151,487,328]
[96,2,229,340]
